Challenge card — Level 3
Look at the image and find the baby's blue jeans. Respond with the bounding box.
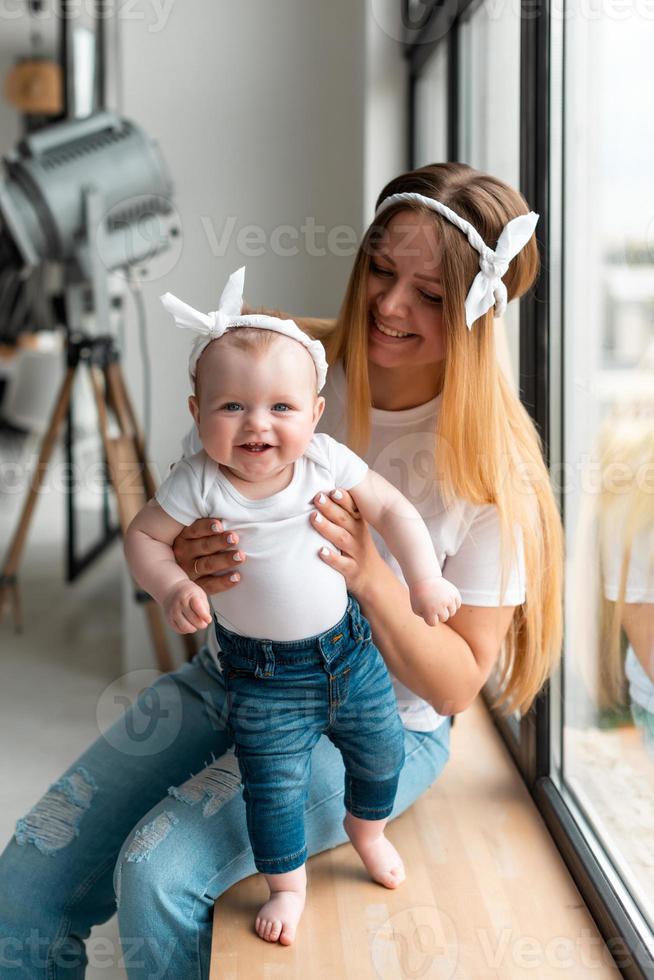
[0,639,452,978]
[213,595,406,874]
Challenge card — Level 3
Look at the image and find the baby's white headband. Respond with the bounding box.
[373,191,539,329]
[160,266,328,392]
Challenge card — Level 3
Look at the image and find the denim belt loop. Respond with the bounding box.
[254,641,275,679]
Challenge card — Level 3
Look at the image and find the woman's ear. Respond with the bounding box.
[188,394,200,427]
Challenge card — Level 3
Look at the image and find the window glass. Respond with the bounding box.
[561,6,654,929]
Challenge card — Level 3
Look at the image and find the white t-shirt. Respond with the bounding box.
[156,433,368,640]
[179,360,527,732]
[601,514,654,712]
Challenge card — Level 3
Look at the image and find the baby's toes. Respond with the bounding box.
[381,866,405,889]
[280,923,296,945]
[255,916,273,942]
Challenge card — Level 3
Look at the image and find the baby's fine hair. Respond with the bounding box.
[194,326,317,397]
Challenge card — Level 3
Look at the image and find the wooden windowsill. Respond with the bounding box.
[211,697,621,978]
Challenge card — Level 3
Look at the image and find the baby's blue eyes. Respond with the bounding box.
[220,403,291,412]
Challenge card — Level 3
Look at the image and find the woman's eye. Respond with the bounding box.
[372,260,442,305]
[420,291,443,305]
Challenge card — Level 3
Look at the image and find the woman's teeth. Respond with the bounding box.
[372,316,414,339]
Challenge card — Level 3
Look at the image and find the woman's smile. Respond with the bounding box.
[369,312,418,344]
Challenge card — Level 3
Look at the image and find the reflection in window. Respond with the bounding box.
[562,5,654,931]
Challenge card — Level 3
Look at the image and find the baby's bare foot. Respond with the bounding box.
[343,812,406,889]
[256,865,307,945]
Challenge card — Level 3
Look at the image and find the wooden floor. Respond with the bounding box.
[211,698,621,979]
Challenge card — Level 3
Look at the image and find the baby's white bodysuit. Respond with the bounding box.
[155,433,368,641]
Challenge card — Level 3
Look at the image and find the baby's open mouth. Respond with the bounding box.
[238,443,273,453]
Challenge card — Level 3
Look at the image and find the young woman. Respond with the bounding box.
[0,163,563,977]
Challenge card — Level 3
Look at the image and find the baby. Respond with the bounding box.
[124,267,461,946]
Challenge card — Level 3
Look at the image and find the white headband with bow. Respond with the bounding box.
[373,191,539,329]
[160,266,328,392]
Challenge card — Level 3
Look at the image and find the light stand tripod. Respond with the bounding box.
[0,330,186,673]
[0,10,185,672]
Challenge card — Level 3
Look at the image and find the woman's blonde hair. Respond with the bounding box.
[314,162,564,715]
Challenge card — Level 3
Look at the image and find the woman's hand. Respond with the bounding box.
[310,488,383,599]
[172,518,246,596]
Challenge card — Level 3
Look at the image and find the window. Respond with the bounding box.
[413,43,447,167]
[560,6,654,934]
[458,1,522,386]
[408,0,654,971]
[457,5,520,190]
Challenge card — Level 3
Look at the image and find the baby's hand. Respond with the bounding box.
[410,577,462,627]
[163,581,212,634]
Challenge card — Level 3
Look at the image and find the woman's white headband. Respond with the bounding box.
[374,191,539,329]
[160,266,328,392]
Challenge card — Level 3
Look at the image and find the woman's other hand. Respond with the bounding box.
[311,488,383,599]
[172,518,245,596]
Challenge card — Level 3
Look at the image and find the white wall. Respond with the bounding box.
[120,0,366,474]
[0,1,408,672]
[364,0,409,219]
[118,0,379,669]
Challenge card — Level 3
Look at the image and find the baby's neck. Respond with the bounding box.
[218,461,295,500]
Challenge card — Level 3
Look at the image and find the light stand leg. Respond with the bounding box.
[103,361,198,662]
[1,335,181,674]
[88,356,177,672]
[0,365,76,628]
